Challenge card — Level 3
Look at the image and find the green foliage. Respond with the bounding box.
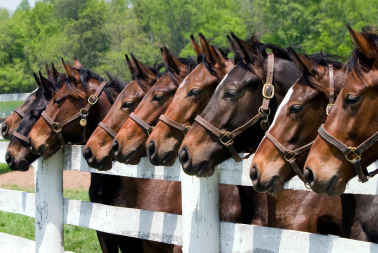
[0,0,377,93]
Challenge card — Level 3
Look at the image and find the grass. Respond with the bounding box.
[0,163,11,175]
[0,100,24,113]
[0,184,103,252]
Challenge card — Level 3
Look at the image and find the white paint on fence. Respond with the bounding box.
[0,188,34,217]
[0,92,31,102]
[34,149,64,253]
[181,171,220,252]
[0,141,8,163]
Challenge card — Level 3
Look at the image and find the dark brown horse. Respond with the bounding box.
[304,25,378,195]
[179,33,343,235]
[1,64,59,140]
[146,34,234,166]
[251,49,345,194]
[112,47,196,164]
[83,54,163,171]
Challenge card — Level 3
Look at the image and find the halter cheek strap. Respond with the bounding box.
[42,81,107,147]
[14,108,26,119]
[129,112,154,136]
[159,114,190,136]
[194,53,275,162]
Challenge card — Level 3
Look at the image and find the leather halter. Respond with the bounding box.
[14,108,25,119]
[265,64,335,185]
[41,81,107,147]
[98,121,117,138]
[129,112,154,136]
[159,114,190,136]
[10,109,28,142]
[194,53,275,162]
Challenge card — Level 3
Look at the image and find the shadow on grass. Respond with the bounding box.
[0,163,11,175]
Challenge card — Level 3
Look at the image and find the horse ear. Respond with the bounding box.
[125,54,136,76]
[39,71,56,98]
[287,47,317,76]
[73,57,82,69]
[33,73,42,88]
[346,24,377,59]
[230,32,258,64]
[161,46,186,74]
[227,35,239,54]
[62,58,74,79]
[191,35,203,56]
[198,33,223,64]
[51,63,60,82]
[45,64,53,80]
[131,53,158,93]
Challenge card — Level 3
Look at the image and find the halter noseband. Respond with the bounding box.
[265,64,335,186]
[193,53,275,162]
[129,112,155,136]
[11,109,28,142]
[158,114,191,136]
[40,81,107,147]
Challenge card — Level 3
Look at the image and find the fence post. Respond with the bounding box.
[181,168,220,253]
[34,149,64,253]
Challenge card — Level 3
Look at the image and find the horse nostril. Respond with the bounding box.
[83,147,93,161]
[250,164,259,182]
[27,138,33,150]
[112,140,120,155]
[179,148,189,164]
[304,167,315,184]
[1,122,8,136]
[147,141,156,157]
[6,152,13,166]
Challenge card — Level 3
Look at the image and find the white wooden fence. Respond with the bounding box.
[0,142,378,253]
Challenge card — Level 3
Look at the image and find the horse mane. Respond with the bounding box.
[104,72,128,104]
[344,25,378,85]
[166,57,198,86]
[302,53,344,95]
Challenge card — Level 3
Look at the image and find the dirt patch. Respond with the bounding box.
[0,166,90,190]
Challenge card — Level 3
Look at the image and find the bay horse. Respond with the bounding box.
[1,64,59,140]
[304,25,378,195]
[179,32,343,235]
[83,54,163,171]
[250,49,345,194]
[250,48,378,242]
[146,33,234,166]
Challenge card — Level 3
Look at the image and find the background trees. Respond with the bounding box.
[0,0,376,93]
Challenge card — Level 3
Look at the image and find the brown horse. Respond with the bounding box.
[112,46,196,164]
[304,25,378,195]
[1,64,59,140]
[179,33,343,235]
[146,34,234,166]
[251,49,345,194]
[83,54,163,171]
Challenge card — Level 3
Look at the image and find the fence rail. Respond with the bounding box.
[0,142,378,252]
[0,92,31,102]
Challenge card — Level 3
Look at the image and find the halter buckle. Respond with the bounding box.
[183,126,191,136]
[88,94,98,105]
[345,147,361,163]
[258,106,271,116]
[262,84,274,99]
[52,122,62,133]
[147,126,154,136]
[326,103,334,116]
[220,131,233,146]
[284,151,295,162]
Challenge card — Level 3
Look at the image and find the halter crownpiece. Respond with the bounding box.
[41,81,107,147]
[194,53,275,162]
[264,64,335,186]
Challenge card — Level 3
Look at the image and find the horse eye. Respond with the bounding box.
[188,88,202,97]
[225,90,238,98]
[53,98,62,104]
[289,104,303,114]
[345,95,360,104]
[153,94,163,101]
[121,102,133,109]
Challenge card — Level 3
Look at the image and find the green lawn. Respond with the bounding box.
[0,163,11,175]
[0,100,24,113]
[0,184,103,253]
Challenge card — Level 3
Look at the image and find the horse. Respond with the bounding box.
[146,33,234,166]
[178,32,343,235]
[83,54,163,171]
[304,25,378,195]
[1,63,59,140]
[250,49,345,194]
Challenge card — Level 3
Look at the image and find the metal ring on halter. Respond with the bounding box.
[304,183,311,189]
[52,122,62,133]
[147,126,154,136]
[220,131,233,146]
[284,151,295,162]
[326,103,334,116]
[183,126,191,136]
[258,106,271,116]
[262,83,275,99]
[345,147,361,163]
[88,94,98,105]
[80,108,88,115]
